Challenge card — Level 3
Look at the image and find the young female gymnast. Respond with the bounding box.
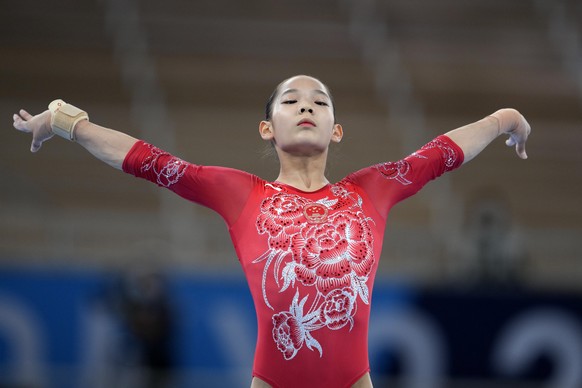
[13,75,530,387]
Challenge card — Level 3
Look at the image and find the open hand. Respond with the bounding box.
[13,109,53,152]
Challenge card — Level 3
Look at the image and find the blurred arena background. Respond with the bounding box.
[1,0,581,387]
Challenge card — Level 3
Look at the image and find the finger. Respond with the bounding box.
[30,139,42,153]
[505,136,516,147]
[19,109,34,120]
[30,133,47,153]
[13,114,31,133]
[516,142,528,159]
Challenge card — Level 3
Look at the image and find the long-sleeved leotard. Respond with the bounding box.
[122,135,464,388]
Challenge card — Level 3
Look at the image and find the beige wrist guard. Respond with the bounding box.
[48,99,89,141]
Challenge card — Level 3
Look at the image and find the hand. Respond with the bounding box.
[13,109,53,152]
[504,112,531,160]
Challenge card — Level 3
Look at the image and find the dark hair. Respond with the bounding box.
[264,76,336,122]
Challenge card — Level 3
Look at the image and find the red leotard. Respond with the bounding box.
[122,135,464,388]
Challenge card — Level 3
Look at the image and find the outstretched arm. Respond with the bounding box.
[12,101,138,170]
[445,108,531,164]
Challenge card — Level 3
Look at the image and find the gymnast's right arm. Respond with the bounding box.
[12,100,138,170]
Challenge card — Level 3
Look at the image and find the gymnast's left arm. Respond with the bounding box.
[445,108,531,164]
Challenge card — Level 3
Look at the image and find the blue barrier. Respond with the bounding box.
[0,269,581,387]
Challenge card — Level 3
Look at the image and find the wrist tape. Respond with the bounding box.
[48,99,89,141]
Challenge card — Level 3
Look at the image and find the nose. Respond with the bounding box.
[300,107,313,114]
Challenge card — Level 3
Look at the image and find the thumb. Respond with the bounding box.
[506,133,528,159]
[13,113,30,133]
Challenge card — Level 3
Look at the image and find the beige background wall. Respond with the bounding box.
[1,0,581,290]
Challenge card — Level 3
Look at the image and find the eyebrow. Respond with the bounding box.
[280,88,330,99]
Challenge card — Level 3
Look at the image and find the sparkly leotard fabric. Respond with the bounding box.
[123,135,463,387]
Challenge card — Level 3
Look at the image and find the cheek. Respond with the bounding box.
[270,109,289,126]
[272,113,296,132]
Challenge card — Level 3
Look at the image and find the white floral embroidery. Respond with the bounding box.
[254,184,375,359]
[410,151,428,160]
[140,145,188,187]
[421,138,459,170]
[320,287,357,330]
[374,138,459,184]
[374,160,413,185]
[265,183,283,192]
[272,290,323,360]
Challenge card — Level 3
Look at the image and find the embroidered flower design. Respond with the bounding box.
[291,212,374,296]
[272,290,322,360]
[374,160,412,185]
[374,138,459,185]
[257,193,308,251]
[272,312,303,360]
[255,184,375,360]
[320,287,357,330]
[331,184,350,199]
[141,145,188,187]
[420,138,459,170]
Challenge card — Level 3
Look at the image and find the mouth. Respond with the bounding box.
[297,119,316,127]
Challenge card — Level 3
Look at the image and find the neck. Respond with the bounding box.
[275,151,330,192]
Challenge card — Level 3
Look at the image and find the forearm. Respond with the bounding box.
[445,108,528,164]
[445,115,499,164]
[74,120,138,170]
[47,99,138,170]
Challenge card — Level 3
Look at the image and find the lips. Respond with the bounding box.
[297,119,316,127]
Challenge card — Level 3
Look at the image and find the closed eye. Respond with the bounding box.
[315,101,329,106]
[282,100,297,104]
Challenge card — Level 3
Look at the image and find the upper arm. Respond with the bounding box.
[122,141,256,225]
[349,135,464,217]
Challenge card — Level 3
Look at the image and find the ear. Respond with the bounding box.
[331,123,343,143]
[259,120,274,140]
